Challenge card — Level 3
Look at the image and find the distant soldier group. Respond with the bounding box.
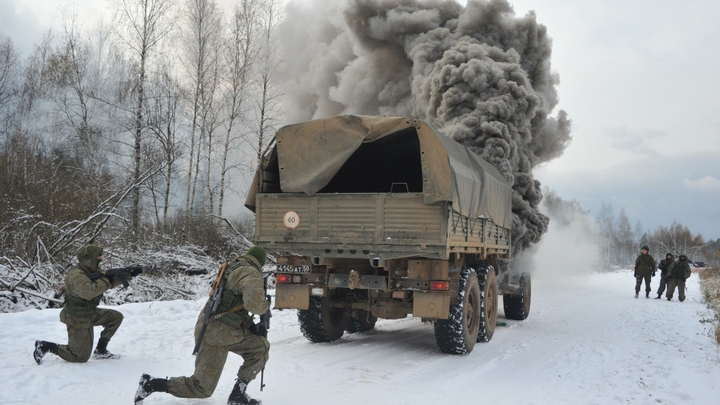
[32,243,271,405]
[634,245,692,301]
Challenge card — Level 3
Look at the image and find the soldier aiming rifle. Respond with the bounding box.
[34,244,142,364]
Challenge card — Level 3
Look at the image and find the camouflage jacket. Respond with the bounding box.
[667,260,692,280]
[60,244,124,325]
[634,253,656,277]
[658,258,674,277]
[194,255,270,346]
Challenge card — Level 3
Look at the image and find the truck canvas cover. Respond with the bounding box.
[246,115,512,229]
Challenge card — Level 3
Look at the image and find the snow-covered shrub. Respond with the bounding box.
[699,268,720,344]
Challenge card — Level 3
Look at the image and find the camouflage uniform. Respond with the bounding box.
[167,254,270,399]
[655,253,674,298]
[634,247,656,296]
[35,244,125,364]
[666,256,692,302]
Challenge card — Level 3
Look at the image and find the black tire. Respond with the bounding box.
[298,296,349,342]
[503,273,531,320]
[346,310,378,333]
[476,266,498,342]
[434,268,481,354]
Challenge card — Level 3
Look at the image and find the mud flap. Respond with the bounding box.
[276,284,310,310]
[413,291,451,319]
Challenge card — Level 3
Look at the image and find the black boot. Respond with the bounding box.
[33,340,58,365]
[634,292,639,298]
[645,291,650,299]
[134,374,169,405]
[94,337,120,360]
[655,294,662,299]
[228,379,261,405]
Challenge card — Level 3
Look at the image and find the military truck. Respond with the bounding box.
[245,115,531,354]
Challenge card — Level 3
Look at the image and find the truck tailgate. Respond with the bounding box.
[255,193,447,258]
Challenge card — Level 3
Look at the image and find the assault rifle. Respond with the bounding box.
[86,265,147,288]
[193,262,229,355]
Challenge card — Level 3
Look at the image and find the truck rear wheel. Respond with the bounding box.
[503,273,531,320]
[434,268,481,354]
[346,310,378,333]
[476,266,498,342]
[298,296,349,342]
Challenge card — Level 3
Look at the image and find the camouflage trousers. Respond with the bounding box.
[635,275,652,293]
[57,308,123,362]
[656,276,668,295]
[168,321,269,398]
[666,279,686,302]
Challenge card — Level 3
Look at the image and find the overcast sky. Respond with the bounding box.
[2,0,719,240]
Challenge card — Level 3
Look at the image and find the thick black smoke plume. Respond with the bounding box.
[279,0,572,254]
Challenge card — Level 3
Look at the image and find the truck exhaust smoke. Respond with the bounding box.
[279,0,571,254]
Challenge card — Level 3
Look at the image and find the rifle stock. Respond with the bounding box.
[193,262,228,355]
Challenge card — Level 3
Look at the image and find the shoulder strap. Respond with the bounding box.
[210,304,246,320]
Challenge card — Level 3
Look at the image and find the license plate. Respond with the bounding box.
[276,264,311,273]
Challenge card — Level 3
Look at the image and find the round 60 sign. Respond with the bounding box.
[283,211,300,229]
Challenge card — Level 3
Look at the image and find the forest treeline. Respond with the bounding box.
[1,0,282,258]
[543,189,720,268]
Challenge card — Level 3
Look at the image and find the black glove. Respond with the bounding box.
[249,323,268,338]
[104,273,116,284]
[633,272,637,278]
[130,267,143,277]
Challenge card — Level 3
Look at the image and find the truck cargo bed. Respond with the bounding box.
[255,192,510,260]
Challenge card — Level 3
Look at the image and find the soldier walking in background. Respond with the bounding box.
[634,245,656,299]
[33,244,128,364]
[655,252,674,299]
[134,246,271,405]
[666,254,692,302]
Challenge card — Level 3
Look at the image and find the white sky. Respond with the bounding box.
[2,0,719,240]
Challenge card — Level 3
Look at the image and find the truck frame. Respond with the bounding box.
[246,115,531,354]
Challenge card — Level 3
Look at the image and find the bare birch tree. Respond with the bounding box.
[145,67,183,230]
[617,208,634,264]
[217,0,260,217]
[47,10,110,204]
[596,203,616,265]
[253,0,283,168]
[179,0,223,218]
[0,36,19,115]
[111,0,175,241]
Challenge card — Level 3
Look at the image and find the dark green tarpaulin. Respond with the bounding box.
[246,115,512,229]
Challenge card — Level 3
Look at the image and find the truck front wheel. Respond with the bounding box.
[298,296,349,342]
[476,266,498,342]
[434,268,481,354]
[503,273,531,320]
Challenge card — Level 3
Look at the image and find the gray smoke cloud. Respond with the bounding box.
[279,0,572,254]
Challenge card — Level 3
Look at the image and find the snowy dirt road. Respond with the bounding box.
[2,270,719,405]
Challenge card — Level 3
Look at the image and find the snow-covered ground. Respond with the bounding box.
[1,270,718,405]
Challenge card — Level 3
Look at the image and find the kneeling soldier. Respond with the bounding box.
[34,244,127,364]
[134,246,270,405]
